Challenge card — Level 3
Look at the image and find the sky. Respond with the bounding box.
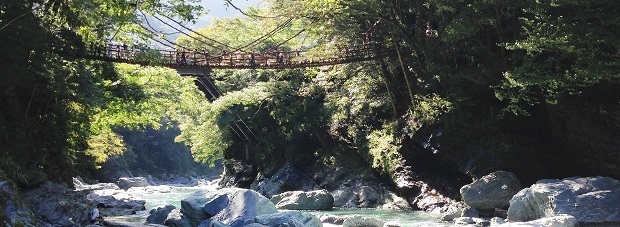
[191,0,262,29]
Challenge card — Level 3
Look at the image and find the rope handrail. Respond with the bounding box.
[84,40,394,69]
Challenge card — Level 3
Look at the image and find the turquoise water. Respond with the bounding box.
[111,186,449,226]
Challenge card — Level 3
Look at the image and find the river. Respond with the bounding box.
[107,183,451,226]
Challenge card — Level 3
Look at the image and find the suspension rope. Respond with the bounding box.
[154,12,234,50]
[139,10,183,36]
[232,17,293,52]
[223,0,284,19]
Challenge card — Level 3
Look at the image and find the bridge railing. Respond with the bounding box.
[85,41,395,69]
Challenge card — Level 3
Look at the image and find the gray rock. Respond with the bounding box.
[342,215,385,227]
[0,181,36,226]
[332,187,359,207]
[319,214,347,225]
[490,217,506,225]
[188,188,277,227]
[460,171,522,210]
[21,181,92,226]
[253,162,317,198]
[164,208,191,227]
[454,217,489,226]
[87,189,146,216]
[146,205,176,224]
[180,190,222,226]
[461,207,479,218]
[497,214,577,227]
[494,208,508,219]
[454,217,475,225]
[271,189,334,210]
[507,176,620,226]
[117,177,151,190]
[439,202,465,222]
[254,211,321,227]
[204,194,229,216]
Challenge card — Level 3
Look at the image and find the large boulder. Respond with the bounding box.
[202,188,278,226]
[271,190,334,210]
[117,177,151,190]
[21,181,92,226]
[507,176,620,226]
[183,188,277,227]
[460,171,522,210]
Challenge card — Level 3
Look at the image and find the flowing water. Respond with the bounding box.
[108,184,450,226]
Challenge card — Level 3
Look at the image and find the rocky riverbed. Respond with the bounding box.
[2,172,619,226]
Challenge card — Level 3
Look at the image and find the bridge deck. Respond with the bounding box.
[85,42,394,70]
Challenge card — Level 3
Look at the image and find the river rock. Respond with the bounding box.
[21,181,92,226]
[253,211,321,227]
[185,188,277,227]
[497,214,577,227]
[118,177,151,190]
[87,189,146,216]
[454,217,490,226]
[0,181,36,226]
[74,176,121,191]
[507,176,620,225]
[164,208,191,227]
[271,189,334,210]
[460,170,522,210]
[342,215,385,227]
[319,214,347,225]
[146,205,176,224]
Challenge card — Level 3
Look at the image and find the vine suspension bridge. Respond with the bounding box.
[83,37,395,70]
[63,11,398,145]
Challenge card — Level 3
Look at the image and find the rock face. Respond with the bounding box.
[21,181,92,226]
[253,162,317,198]
[250,159,410,210]
[0,181,36,226]
[507,176,620,225]
[219,160,257,188]
[271,190,334,210]
[460,171,522,210]
[117,177,151,190]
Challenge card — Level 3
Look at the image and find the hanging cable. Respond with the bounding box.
[154,12,234,50]
[232,17,293,52]
[139,11,184,36]
[223,0,284,19]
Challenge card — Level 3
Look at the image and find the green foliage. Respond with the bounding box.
[496,0,620,114]
[367,121,405,176]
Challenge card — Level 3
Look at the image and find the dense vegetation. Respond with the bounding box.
[177,0,620,188]
[0,0,207,186]
[1,0,618,196]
